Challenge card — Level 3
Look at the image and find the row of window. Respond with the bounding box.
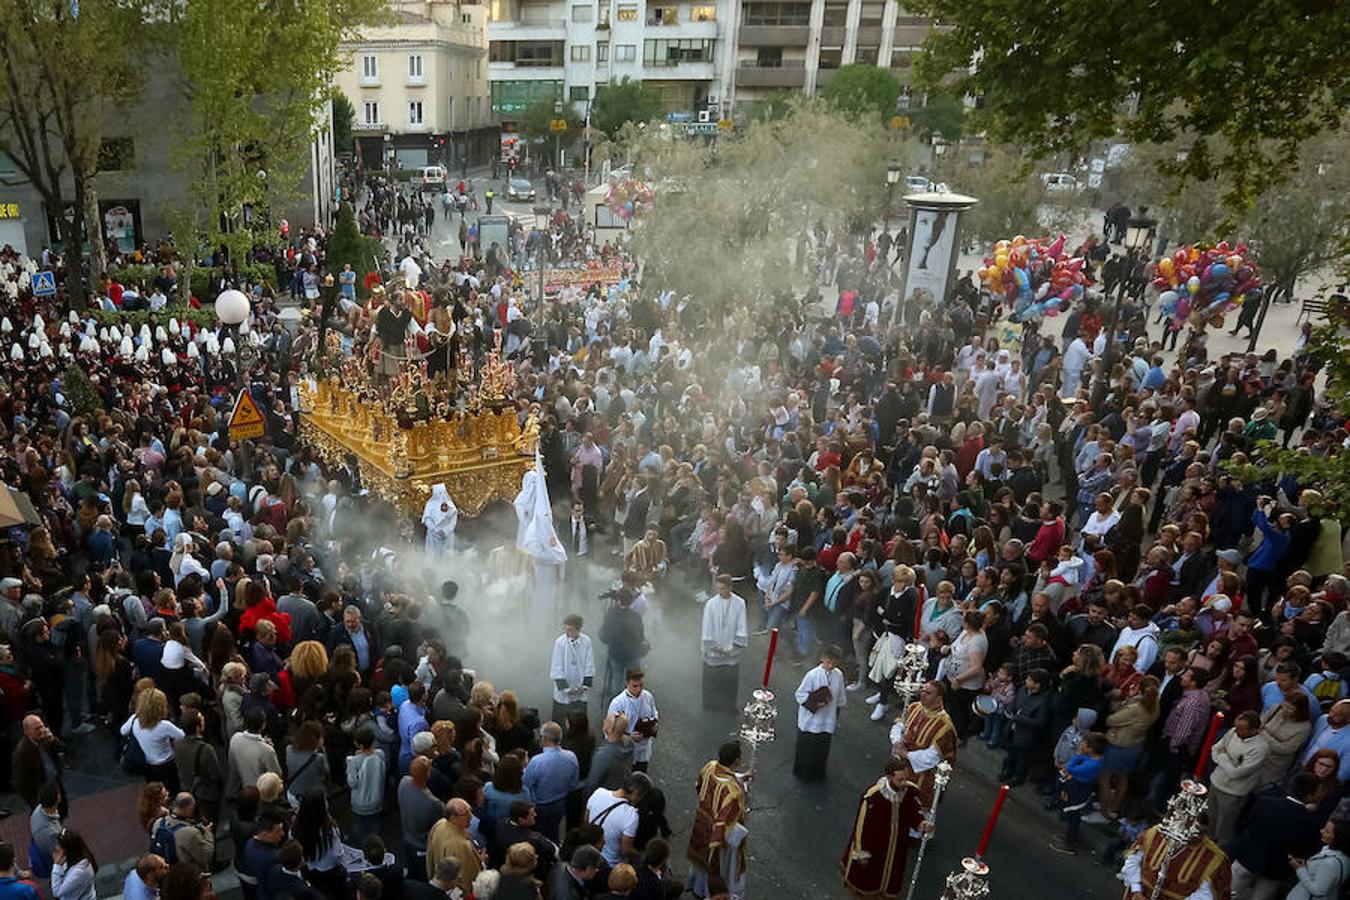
[491,39,713,65]
[569,3,716,24]
[360,98,485,127]
[360,53,483,82]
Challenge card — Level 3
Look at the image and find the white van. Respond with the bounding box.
[1040,172,1081,192]
[412,165,447,191]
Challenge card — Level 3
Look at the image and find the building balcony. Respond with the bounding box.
[735,59,805,88]
[737,25,809,46]
[893,24,933,45]
[488,60,565,79]
[360,75,381,87]
[819,26,846,45]
[642,60,716,80]
[406,75,427,87]
[855,25,883,43]
[406,122,431,133]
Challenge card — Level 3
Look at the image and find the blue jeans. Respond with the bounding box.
[762,602,790,632]
[982,712,1010,748]
[794,615,816,658]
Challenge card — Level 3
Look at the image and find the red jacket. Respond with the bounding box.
[1026,518,1065,564]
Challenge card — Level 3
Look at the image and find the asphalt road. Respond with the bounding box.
[445,508,1126,900]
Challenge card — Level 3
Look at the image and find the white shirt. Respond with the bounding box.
[549,634,596,704]
[585,787,639,865]
[607,688,659,763]
[700,593,747,666]
[161,639,208,676]
[1081,509,1120,542]
[794,664,847,733]
[121,716,185,765]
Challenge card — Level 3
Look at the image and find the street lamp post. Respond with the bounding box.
[215,287,252,477]
[533,204,551,323]
[885,159,902,235]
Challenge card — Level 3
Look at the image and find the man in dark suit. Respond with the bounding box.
[1227,773,1323,895]
[1174,533,1214,602]
[403,857,462,899]
[11,714,66,818]
[490,800,558,871]
[263,841,324,899]
[558,501,594,559]
[552,846,603,900]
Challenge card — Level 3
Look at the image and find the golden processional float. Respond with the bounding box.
[298,329,538,521]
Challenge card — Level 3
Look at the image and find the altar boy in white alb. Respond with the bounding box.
[608,668,659,772]
[700,574,748,713]
[550,613,596,725]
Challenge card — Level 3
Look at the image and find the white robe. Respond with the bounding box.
[421,483,459,556]
[794,664,847,733]
[700,593,747,667]
[607,688,659,763]
[549,633,596,704]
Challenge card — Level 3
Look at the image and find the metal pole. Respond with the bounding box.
[889,206,915,329]
[904,768,951,900]
[1245,286,1274,354]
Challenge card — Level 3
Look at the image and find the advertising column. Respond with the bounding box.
[893,190,978,325]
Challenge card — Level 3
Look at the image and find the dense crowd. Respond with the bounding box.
[0,174,1346,900]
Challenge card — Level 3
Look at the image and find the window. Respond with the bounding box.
[571,44,591,61]
[616,4,638,20]
[643,38,714,66]
[859,1,883,26]
[569,86,589,101]
[822,2,847,26]
[447,97,455,127]
[742,2,810,25]
[855,45,879,64]
[818,47,842,68]
[490,40,564,66]
[361,54,378,81]
[572,4,593,20]
[690,5,716,20]
[408,100,424,125]
[646,5,677,25]
[755,47,783,67]
[615,44,636,61]
[362,100,380,125]
[491,79,563,115]
[408,54,424,80]
[597,41,609,61]
[96,137,136,172]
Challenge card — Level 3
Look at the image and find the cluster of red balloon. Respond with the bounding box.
[977,234,1090,322]
[605,177,655,222]
[1151,242,1260,328]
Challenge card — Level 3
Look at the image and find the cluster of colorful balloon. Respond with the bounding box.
[977,234,1091,322]
[605,177,655,222]
[1151,242,1260,327]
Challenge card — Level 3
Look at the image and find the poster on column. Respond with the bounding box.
[904,207,958,304]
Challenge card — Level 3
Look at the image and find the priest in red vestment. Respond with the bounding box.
[841,755,930,899]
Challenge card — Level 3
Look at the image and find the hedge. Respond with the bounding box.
[111,261,278,300]
[90,302,217,328]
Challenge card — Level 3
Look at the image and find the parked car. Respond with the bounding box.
[1040,172,1081,192]
[411,165,447,191]
[507,178,536,201]
[904,175,932,192]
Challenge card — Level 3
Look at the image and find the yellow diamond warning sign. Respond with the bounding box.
[229,390,267,441]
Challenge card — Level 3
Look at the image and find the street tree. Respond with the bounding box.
[518,97,583,164]
[590,78,664,137]
[909,0,1350,210]
[930,144,1090,248]
[172,0,384,284]
[909,91,964,142]
[625,99,909,316]
[819,64,901,120]
[331,89,356,155]
[0,0,158,305]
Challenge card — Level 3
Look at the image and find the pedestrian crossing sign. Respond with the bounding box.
[30,271,56,297]
[229,389,267,441]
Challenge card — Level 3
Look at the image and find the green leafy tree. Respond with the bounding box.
[909,91,964,141]
[930,144,1089,247]
[331,89,356,155]
[624,99,910,315]
[326,202,383,291]
[62,364,103,418]
[172,0,385,274]
[909,0,1350,210]
[0,0,159,305]
[820,64,901,120]
[590,78,665,137]
[517,97,583,164]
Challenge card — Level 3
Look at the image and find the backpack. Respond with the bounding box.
[149,816,187,864]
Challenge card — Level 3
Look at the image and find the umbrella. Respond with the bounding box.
[0,487,40,528]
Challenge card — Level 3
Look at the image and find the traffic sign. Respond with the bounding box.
[30,271,56,297]
[682,122,719,135]
[229,389,267,441]
[549,118,568,133]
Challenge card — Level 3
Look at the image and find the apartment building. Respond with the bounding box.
[486,0,732,122]
[334,0,498,173]
[728,0,935,114]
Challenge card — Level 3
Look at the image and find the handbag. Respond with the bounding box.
[803,685,832,713]
[120,730,147,775]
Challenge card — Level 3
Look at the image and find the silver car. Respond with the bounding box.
[507,178,536,201]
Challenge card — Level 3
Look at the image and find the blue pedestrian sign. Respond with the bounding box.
[30,271,56,297]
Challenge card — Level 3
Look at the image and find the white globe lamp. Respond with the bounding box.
[215,289,250,326]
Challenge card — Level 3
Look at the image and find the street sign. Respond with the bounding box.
[549,118,568,133]
[717,118,734,132]
[682,122,719,135]
[30,271,55,297]
[228,389,267,441]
